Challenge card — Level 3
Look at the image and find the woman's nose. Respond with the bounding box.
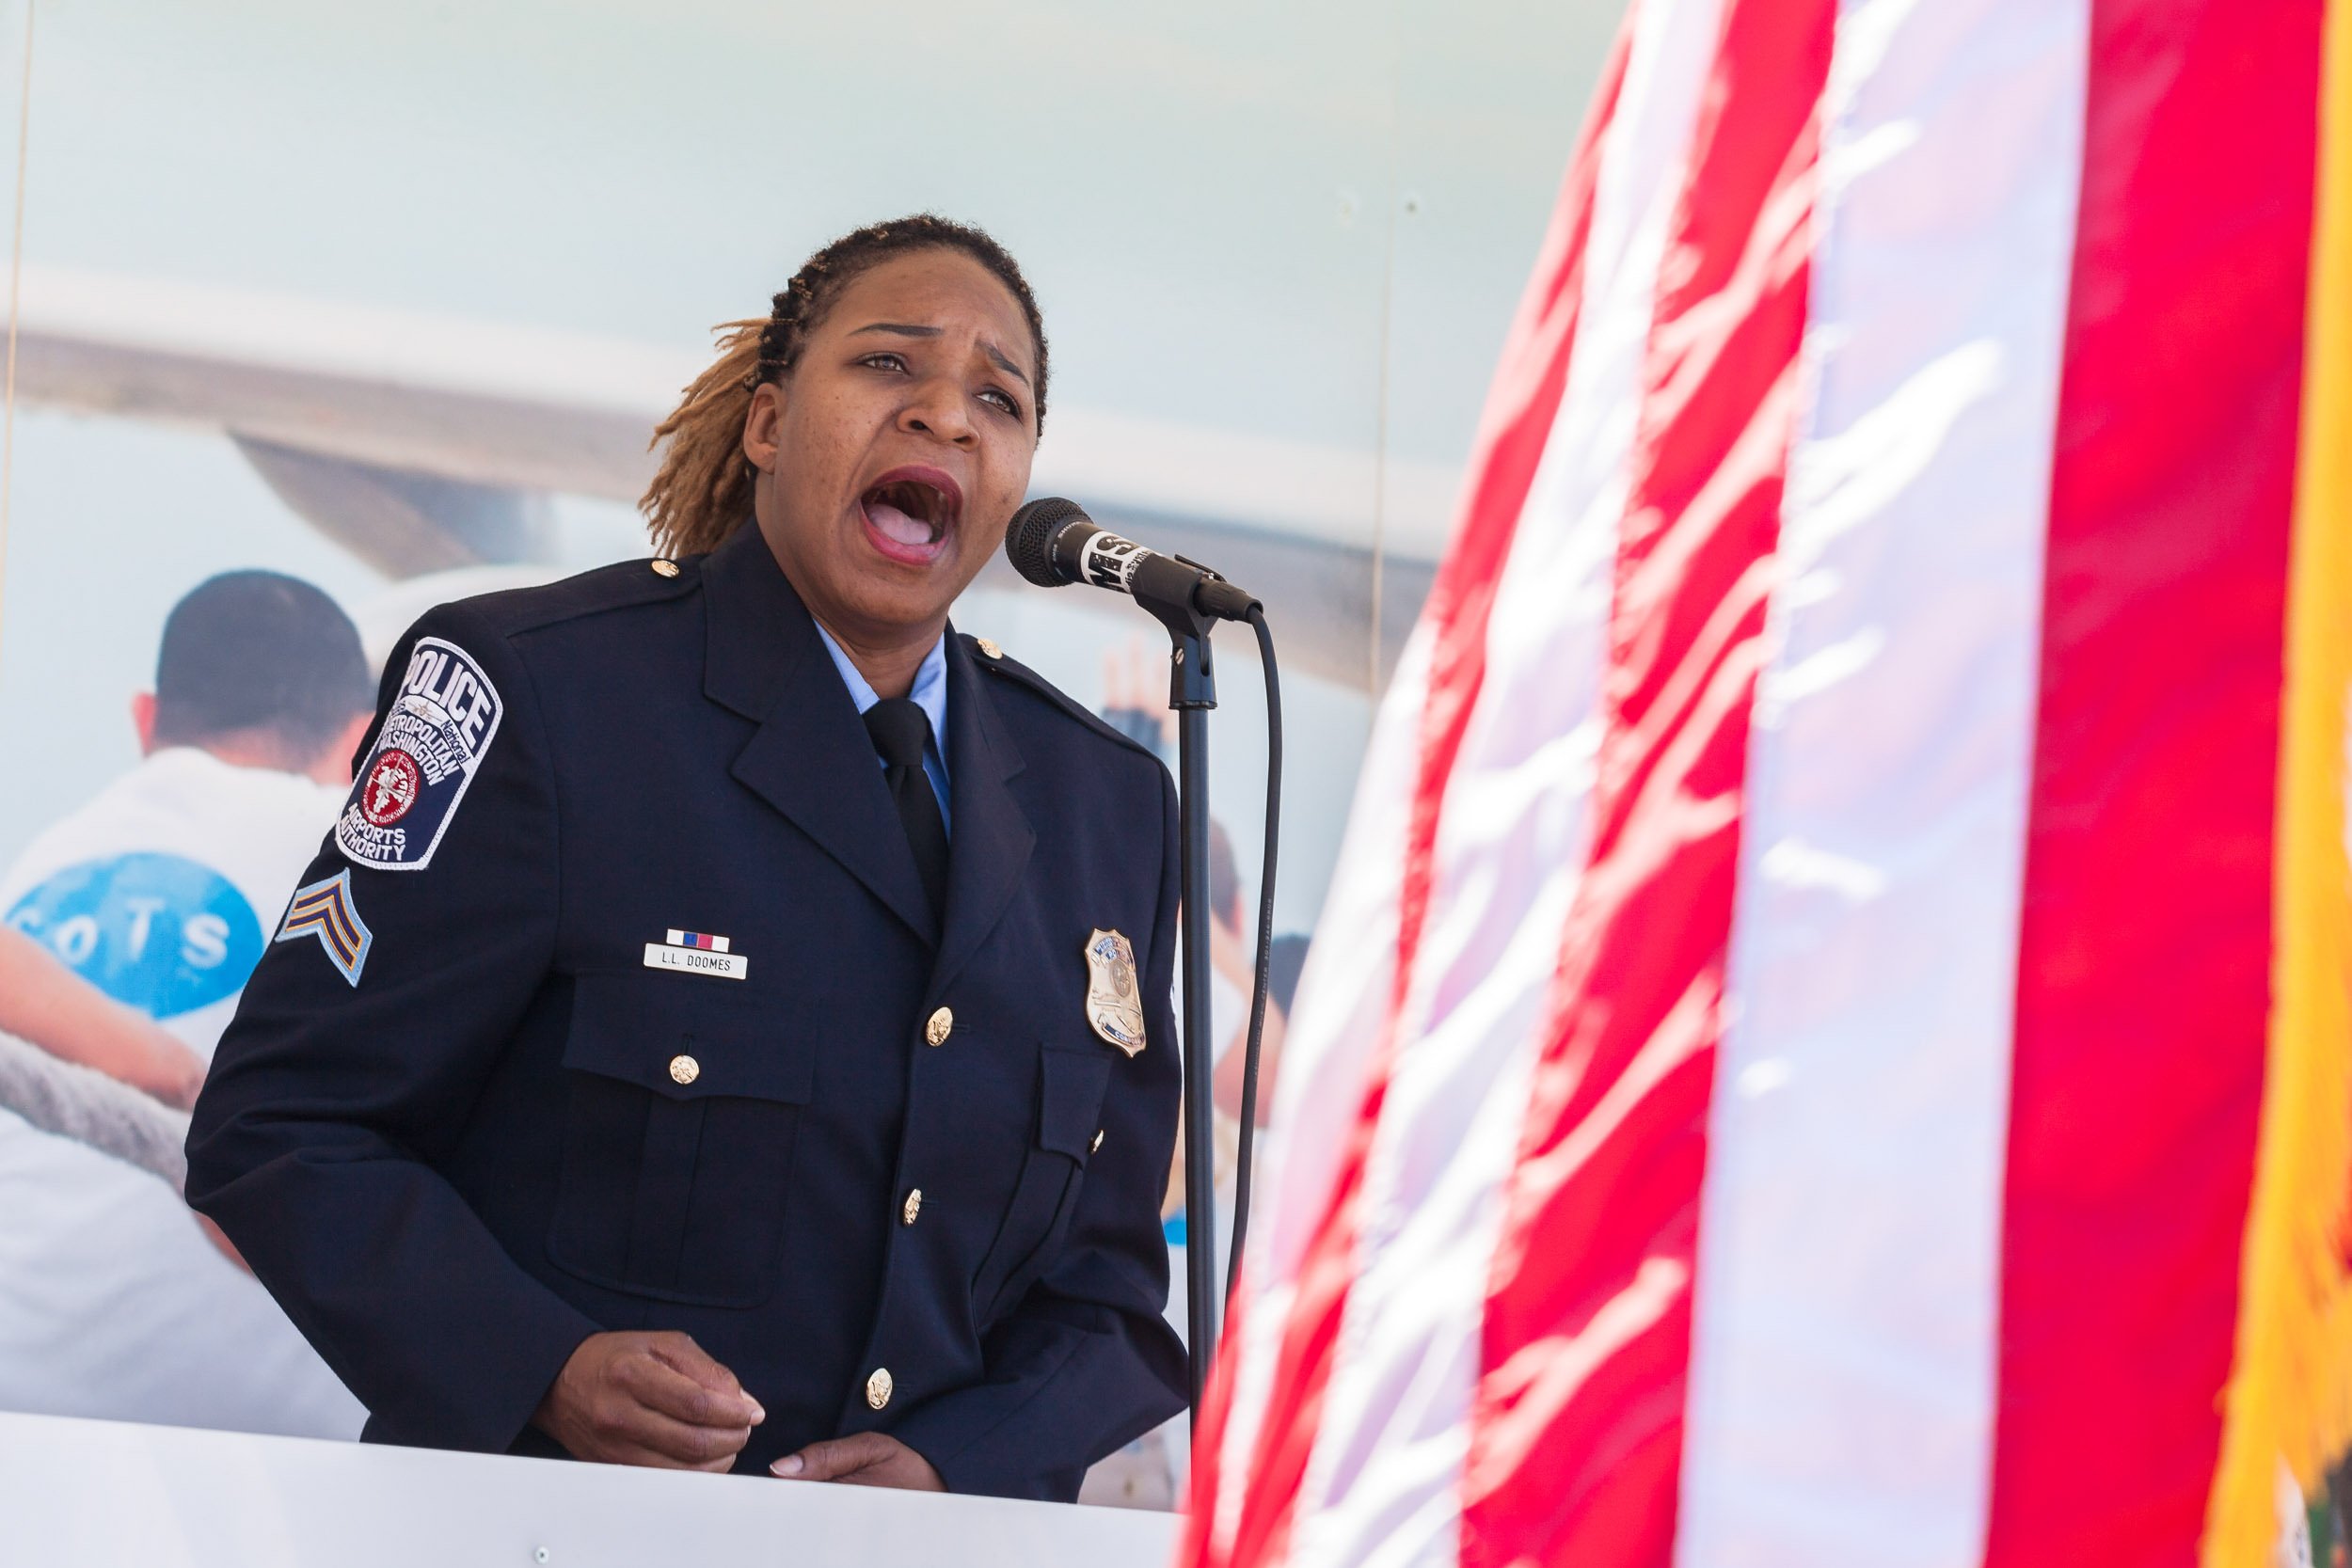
[900,376,977,446]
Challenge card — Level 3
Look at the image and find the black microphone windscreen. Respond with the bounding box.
[1005,497,1090,588]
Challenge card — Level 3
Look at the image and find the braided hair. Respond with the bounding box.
[642,214,1049,559]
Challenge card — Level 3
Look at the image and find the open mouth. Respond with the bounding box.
[858,467,963,566]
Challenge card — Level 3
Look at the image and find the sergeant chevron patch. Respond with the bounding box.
[276,870,373,987]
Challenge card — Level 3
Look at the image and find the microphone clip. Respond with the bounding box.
[1126,552,1221,712]
[1126,549,1262,635]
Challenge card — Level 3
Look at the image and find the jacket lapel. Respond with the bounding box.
[701,530,936,944]
[930,634,1034,992]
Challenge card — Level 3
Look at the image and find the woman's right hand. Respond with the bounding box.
[533,1331,766,1470]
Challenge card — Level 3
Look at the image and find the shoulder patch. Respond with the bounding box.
[967,637,1166,765]
[336,636,503,871]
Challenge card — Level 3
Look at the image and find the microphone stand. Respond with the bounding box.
[1133,564,1224,1412]
[1006,497,1277,1413]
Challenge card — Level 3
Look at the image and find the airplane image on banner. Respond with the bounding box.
[16,264,1452,694]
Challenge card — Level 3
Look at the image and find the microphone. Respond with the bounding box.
[1004,498,1262,624]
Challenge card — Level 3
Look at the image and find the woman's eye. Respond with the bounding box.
[859,353,907,372]
[980,388,1020,417]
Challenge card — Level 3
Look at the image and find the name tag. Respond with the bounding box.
[643,942,748,980]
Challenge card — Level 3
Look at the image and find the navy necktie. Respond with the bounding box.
[863,699,948,921]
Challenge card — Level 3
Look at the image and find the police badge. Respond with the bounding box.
[1083,927,1146,1057]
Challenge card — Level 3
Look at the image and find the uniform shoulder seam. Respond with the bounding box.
[963,634,1165,765]
[456,557,703,640]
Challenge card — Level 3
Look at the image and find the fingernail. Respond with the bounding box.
[748,1400,766,1424]
[771,1454,802,1477]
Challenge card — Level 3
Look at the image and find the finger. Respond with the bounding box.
[602,1437,741,1474]
[597,1406,754,1469]
[771,1433,884,1481]
[771,1438,845,1481]
[617,1353,764,1430]
[826,1444,943,1491]
[646,1333,749,1397]
[646,1338,764,1423]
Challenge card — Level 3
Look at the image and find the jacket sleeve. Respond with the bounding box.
[889,761,1190,1499]
[184,602,598,1452]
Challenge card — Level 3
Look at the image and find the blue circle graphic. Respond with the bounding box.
[5,852,265,1020]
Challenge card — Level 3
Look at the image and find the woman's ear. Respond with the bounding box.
[741,382,785,473]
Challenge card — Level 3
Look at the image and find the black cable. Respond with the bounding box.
[1226,606,1280,1295]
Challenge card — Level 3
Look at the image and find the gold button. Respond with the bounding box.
[901,1188,922,1226]
[924,1006,953,1047]
[1090,1129,1104,1154]
[976,637,1003,659]
[668,1053,699,1085]
[866,1368,894,1410]
[650,559,680,578]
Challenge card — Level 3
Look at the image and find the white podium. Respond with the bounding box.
[0,1410,1177,1566]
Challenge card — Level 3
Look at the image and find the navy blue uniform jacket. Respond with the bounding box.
[185,527,1188,1498]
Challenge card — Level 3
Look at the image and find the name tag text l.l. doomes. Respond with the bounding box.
[642,942,749,980]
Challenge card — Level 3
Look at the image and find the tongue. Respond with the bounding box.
[867,499,931,547]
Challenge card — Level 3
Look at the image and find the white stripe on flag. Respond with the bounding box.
[1285,1,1731,1560]
[1675,2,2088,1564]
[1208,617,1435,1560]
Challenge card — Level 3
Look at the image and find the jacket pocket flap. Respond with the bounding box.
[1037,1046,1112,1161]
[562,971,814,1105]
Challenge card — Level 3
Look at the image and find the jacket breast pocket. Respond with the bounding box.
[971,1045,1112,1328]
[546,971,813,1308]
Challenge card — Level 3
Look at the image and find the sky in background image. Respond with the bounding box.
[0,0,1624,932]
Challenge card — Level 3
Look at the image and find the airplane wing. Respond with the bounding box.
[15,265,1451,689]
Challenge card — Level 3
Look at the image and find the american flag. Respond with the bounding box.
[1182,1,2352,1565]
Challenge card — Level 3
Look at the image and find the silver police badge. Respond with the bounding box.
[1083,927,1146,1057]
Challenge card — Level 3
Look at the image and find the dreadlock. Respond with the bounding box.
[641,214,1049,559]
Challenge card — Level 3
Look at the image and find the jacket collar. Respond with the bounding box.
[702,524,811,724]
[702,526,1032,974]
[706,528,934,941]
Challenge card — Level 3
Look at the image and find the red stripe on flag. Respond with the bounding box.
[1177,23,1637,1568]
[1984,3,2322,1563]
[1462,0,1832,1559]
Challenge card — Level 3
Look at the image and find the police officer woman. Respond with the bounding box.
[187,216,1187,1498]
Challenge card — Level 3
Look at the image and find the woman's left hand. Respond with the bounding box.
[771,1432,945,1490]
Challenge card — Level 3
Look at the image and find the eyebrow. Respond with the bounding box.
[849,322,1032,388]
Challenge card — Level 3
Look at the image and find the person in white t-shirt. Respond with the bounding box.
[0,570,375,1436]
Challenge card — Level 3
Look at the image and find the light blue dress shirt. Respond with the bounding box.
[814,624,951,833]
